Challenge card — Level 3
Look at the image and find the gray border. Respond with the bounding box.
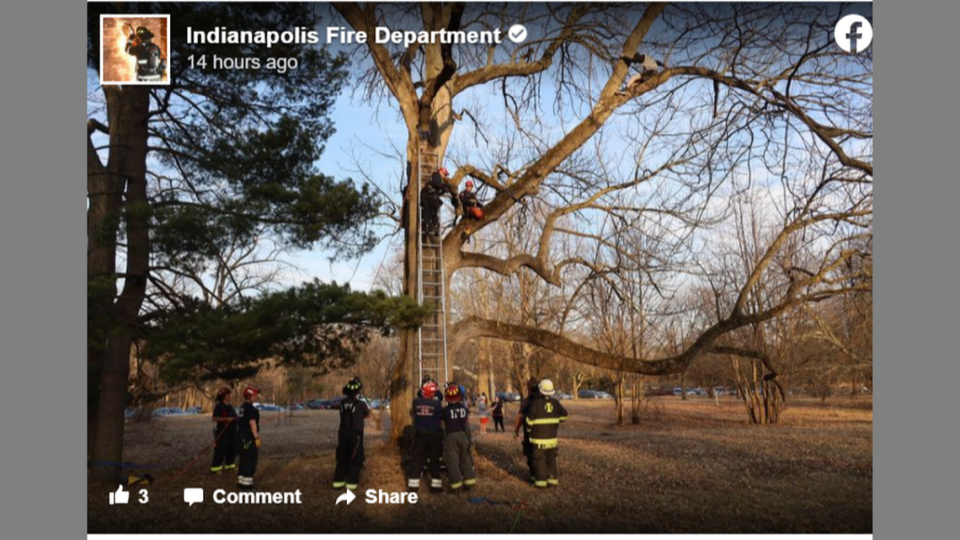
[875,0,959,539]
[0,0,87,538]
[4,0,958,537]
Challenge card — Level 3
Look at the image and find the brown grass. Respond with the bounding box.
[88,396,871,534]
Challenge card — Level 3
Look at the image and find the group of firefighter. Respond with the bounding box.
[420,165,484,239]
[207,376,568,493]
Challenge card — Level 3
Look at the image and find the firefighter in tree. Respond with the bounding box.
[125,25,166,82]
[333,378,371,490]
[456,180,484,241]
[420,167,458,236]
[525,379,568,488]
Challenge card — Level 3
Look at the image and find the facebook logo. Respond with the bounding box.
[835,15,872,54]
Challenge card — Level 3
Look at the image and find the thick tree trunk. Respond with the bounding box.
[477,338,492,397]
[90,86,150,482]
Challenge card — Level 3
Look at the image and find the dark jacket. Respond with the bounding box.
[339,396,371,435]
[524,396,568,448]
[412,397,443,432]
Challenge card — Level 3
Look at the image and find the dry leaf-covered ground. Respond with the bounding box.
[88,396,872,534]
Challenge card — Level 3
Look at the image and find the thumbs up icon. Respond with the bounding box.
[109,485,130,505]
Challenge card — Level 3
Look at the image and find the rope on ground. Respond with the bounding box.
[166,419,235,482]
[508,508,523,533]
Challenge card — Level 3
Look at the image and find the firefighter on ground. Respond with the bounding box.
[237,386,261,491]
[125,26,166,82]
[442,384,477,493]
[210,387,238,474]
[420,167,458,236]
[525,379,568,488]
[407,381,444,493]
[333,378,371,490]
[514,377,541,482]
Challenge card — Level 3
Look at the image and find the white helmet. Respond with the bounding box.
[538,379,556,396]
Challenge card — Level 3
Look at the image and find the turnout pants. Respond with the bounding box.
[443,431,476,491]
[238,434,258,489]
[210,428,237,473]
[532,445,559,488]
[493,416,505,432]
[407,431,442,491]
[421,195,441,232]
[333,432,365,489]
[522,431,535,480]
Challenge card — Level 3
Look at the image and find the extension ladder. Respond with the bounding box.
[416,149,450,385]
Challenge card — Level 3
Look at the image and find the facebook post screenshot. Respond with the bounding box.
[86,1,873,537]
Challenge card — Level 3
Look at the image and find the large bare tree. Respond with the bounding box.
[333,2,872,439]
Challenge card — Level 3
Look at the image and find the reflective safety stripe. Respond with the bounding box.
[332,481,346,488]
[525,417,562,426]
[463,478,477,486]
[534,480,548,488]
[224,464,236,470]
[346,484,358,490]
[530,437,559,447]
[238,476,254,486]
[559,416,568,422]
[430,479,442,487]
[547,478,559,485]
[408,479,420,487]
[450,481,463,490]
[210,466,223,472]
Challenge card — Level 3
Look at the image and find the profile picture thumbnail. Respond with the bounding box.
[100,14,170,85]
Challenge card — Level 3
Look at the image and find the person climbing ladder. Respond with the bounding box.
[420,166,458,236]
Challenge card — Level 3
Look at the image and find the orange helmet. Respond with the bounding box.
[242,386,260,400]
[438,167,450,177]
[465,180,474,188]
[421,381,438,399]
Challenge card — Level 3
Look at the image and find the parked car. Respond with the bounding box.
[595,391,614,400]
[124,407,137,419]
[555,392,573,401]
[185,406,202,415]
[255,403,285,412]
[496,391,521,402]
[672,387,683,396]
[370,398,392,410]
[290,403,304,411]
[151,407,187,417]
[320,396,345,410]
[690,387,707,397]
[306,399,325,410]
